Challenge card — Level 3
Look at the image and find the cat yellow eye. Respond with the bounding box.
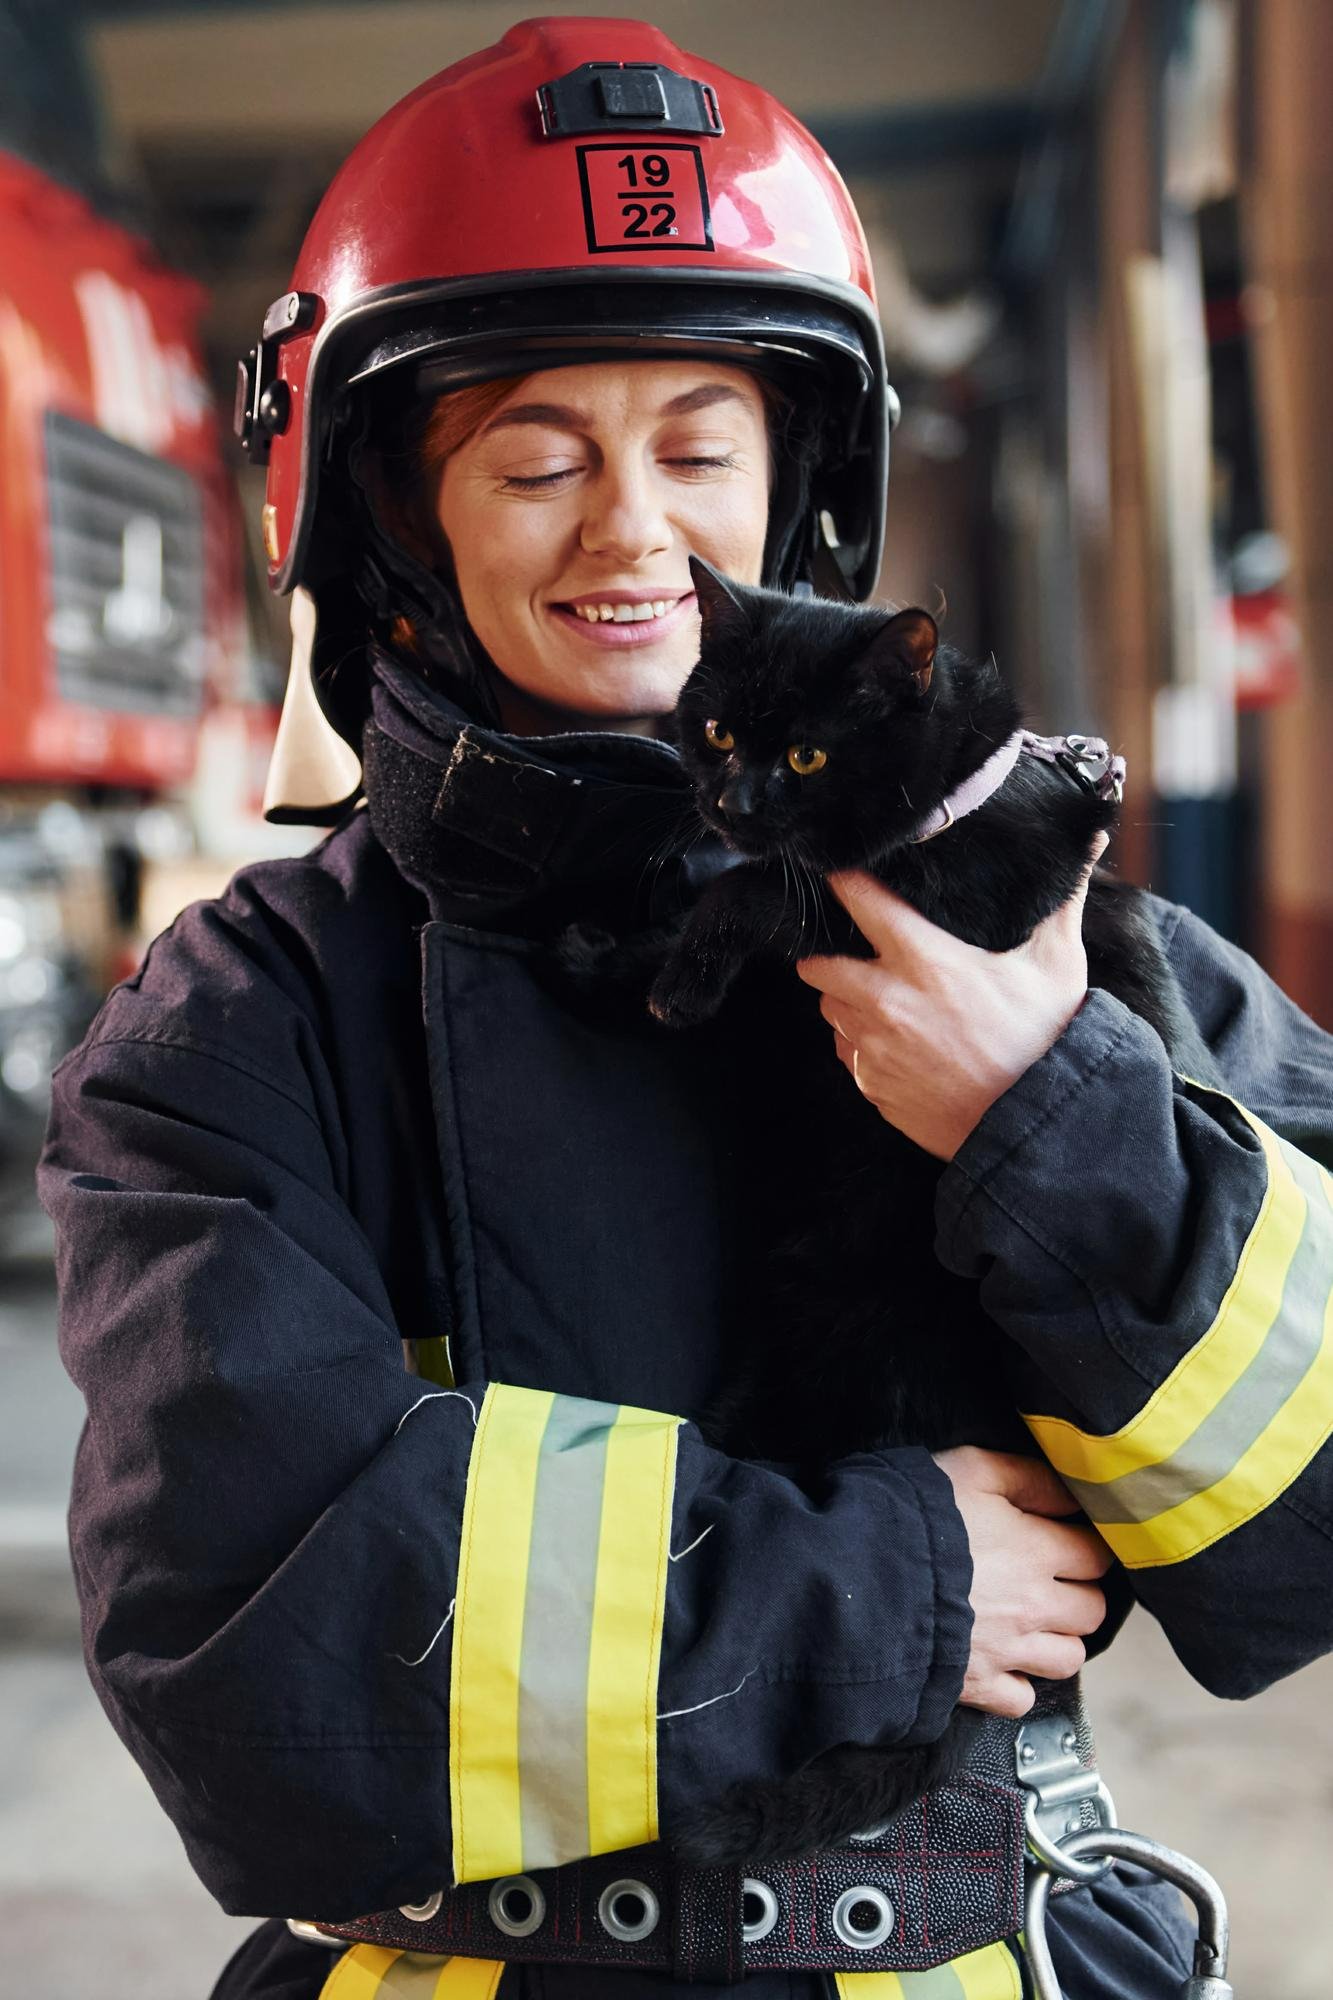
[704,720,735,752]
[787,743,828,776]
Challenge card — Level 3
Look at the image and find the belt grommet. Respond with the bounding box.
[488,1874,546,1938]
[741,1878,779,1944]
[399,1889,443,1922]
[831,1885,895,1950]
[597,1877,660,1942]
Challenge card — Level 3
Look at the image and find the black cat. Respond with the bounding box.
[647,557,1213,1069]
[557,557,1209,1870]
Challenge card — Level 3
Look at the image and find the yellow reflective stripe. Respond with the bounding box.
[320,1949,505,1999]
[1025,1109,1303,1481]
[1098,1225,1333,1568]
[1021,1099,1333,1569]
[449,1384,682,1882]
[450,1383,552,1883]
[321,1945,401,2000]
[956,1940,1023,2000]
[833,1938,1022,1998]
[586,1401,680,1855]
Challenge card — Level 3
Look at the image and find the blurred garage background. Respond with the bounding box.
[2,1,1331,1994]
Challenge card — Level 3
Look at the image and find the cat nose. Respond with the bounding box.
[717,774,758,819]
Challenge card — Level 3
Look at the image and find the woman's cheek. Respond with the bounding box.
[682,483,768,585]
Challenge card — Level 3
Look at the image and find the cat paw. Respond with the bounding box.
[648,962,723,1028]
[553,922,620,976]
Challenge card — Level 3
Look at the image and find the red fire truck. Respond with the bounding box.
[0,146,244,1228]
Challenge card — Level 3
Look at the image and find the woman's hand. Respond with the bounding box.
[794,839,1108,1161]
[932,1446,1111,1716]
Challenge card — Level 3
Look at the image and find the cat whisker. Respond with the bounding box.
[627,799,703,910]
[783,835,827,953]
[776,852,795,946]
[785,849,806,948]
[799,847,831,952]
[804,863,822,950]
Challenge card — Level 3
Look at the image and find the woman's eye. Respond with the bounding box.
[499,466,580,491]
[787,744,828,775]
[704,720,735,752]
[668,454,739,475]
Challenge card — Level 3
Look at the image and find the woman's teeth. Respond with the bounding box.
[571,599,675,623]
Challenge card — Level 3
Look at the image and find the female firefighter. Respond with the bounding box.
[38,18,1333,2000]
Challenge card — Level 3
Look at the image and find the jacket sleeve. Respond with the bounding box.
[38,894,971,1921]
[934,897,1333,1700]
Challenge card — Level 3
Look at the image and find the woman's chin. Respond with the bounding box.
[534,637,695,722]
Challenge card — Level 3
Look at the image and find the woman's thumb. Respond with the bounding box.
[1031,829,1108,966]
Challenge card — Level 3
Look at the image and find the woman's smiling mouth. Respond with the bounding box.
[550,591,696,645]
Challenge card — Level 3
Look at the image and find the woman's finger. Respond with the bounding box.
[825,869,943,956]
[820,993,850,1032]
[1046,1578,1109,1638]
[796,951,889,1009]
[1036,1516,1114,1581]
[1016,1632,1088,1683]
[1039,830,1110,954]
[967,1674,1037,1720]
[965,1448,1082,1517]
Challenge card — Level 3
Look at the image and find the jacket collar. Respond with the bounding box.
[360,648,736,928]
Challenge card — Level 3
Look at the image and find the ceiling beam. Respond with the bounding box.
[89,0,1064,146]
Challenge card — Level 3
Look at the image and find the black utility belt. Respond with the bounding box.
[291,1695,1097,1982]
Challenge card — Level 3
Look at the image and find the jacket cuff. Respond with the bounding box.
[934,988,1153,1269]
[877,1445,974,1740]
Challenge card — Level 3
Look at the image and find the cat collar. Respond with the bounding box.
[911,730,1126,844]
[909,729,1026,842]
[1020,730,1127,805]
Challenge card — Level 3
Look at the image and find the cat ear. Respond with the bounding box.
[688,555,748,643]
[859,608,938,694]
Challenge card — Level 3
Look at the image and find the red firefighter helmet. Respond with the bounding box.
[236,15,897,820]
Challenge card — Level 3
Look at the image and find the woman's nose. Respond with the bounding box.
[579,459,671,564]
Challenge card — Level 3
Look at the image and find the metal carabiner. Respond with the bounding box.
[1024,1825,1233,2000]
[1015,1714,1118,1885]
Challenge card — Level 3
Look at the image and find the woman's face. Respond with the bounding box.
[434,360,771,734]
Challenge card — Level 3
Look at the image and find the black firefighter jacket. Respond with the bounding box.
[37,656,1333,2000]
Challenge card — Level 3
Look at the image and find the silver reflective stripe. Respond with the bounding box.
[379,1957,458,1997]
[899,1965,968,1998]
[516,1395,615,1868]
[1068,1139,1331,1526]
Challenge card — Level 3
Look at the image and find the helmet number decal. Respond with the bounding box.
[576,144,712,254]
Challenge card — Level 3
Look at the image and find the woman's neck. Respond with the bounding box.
[492,679,666,740]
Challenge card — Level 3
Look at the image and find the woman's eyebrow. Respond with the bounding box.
[479,383,751,437]
[658,384,751,417]
[479,401,585,436]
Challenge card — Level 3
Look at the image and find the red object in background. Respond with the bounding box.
[1231,586,1303,710]
[0,149,241,790]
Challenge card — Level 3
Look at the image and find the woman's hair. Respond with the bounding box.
[379,368,794,660]
[378,376,526,657]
